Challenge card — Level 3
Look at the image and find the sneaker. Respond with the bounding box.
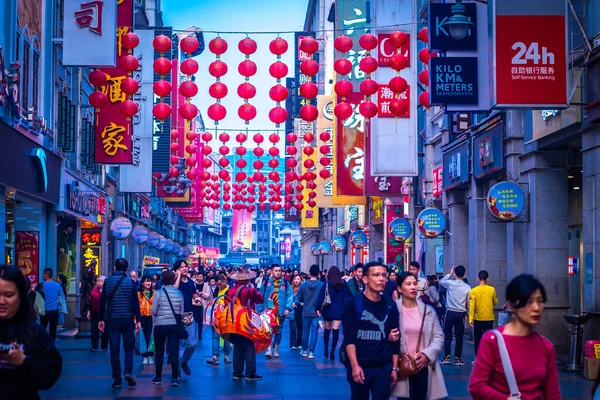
[171,377,181,387]
[300,350,308,358]
[181,362,192,375]
[143,357,149,365]
[207,355,219,365]
[90,348,99,352]
[330,351,336,361]
[308,351,315,359]
[471,360,476,366]
[265,348,272,358]
[111,379,122,389]
[232,374,245,380]
[124,374,136,387]
[245,374,263,381]
[441,355,453,365]
[454,357,465,366]
[149,357,155,365]
[151,376,162,385]
[291,346,297,350]
[273,349,280,358]
[224,355,232,364]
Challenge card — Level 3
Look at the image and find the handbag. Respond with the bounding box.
[398,307,428,378]
[58,291,68,315]
[322,283,331,308]
[163,288,188,340]
[182,312,194,326]
[491,329,521,399]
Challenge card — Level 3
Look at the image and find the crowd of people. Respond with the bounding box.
[1,260,600,399]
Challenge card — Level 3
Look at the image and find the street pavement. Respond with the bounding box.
[41,326,594,400]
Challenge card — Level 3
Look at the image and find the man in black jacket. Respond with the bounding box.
[99,258,141,389]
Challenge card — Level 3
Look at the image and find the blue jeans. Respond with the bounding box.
[211,326,230,356]
[346,362,392,400]
[180,321,197,364]
[273,319,285,346]
[302,316,319,352]
[108,318,135,381]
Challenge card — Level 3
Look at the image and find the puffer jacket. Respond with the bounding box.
[100,272,140,321]
[151,285,184,326]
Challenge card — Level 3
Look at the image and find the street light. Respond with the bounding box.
[445,0,474,40]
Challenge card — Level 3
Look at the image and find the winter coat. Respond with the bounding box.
[256,277,294,319]
[321,281,347,321]
[99,271,141,322]
[151,286,183,326]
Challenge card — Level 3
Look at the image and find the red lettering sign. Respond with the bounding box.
[432,166,443,197]
[378,33,410,68]
[377,84,410,118]
[75,1,104,35]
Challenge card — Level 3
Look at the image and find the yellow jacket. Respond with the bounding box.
[469,285,498,323]
[138,292,154,317]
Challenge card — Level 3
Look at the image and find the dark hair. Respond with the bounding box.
[271,264,282,270]
[161,270,176,286]
[217,273,227,282]
[0,265,35,344]
[139,274,154,296]
[114,258,129,272]
[309,264,320,277]
[327,266,344,290]
[151,273,160,282]
[363,261,386,276]
[172,259,188,271]
[506,274,546,309]
[478,270,489,281]
[43,268,53,279]
[354,263,364,271]
[409,261,420,270]
[396,271,417,287]
[208,276,216,284]
[455,265,466,278]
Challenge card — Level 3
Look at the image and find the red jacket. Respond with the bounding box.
[90,286,102,316]
[228,283,264,310]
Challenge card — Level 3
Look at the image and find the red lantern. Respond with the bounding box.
[238,60,257,77]
[268,159,279,168]
[389,53,409,71]
[236,133,247,143]
[209,37,228,55]
[120,99,139,117]
[269,106,288,124]
[236,171,247,182]
[89,91,107,108]
[418,27,429,43]
[300,105,318,122]
[269,133,279,144]
[419,48,433,64]
[390,98,409,117]
[170,155,179,165]
[359,56,378,74]
[207,103,227,121]
[269,37,288,55]
[201,132,213,142]
[359,101,378,119]
[286,158,298,168]
[180,80,199,98]
[300,37,319,54]
[238,104,257,122]
[169,167,179,178]
[334,58,352,75]
[201,145,213,155]
[89,70,107,87]
[153,58,172,75]
[180,36,199,54]
[181,59,200,75]
[319,145,330,155]
[389,76,408,94]
[186,132,197,141]
[219,132,230,142]
[186,144,197,154]
[334,80,353,98]
[219,158,230,167]
[236,158,247,168]
[186,157,197,167]
[320,131,331,141]
[320,157,331,167]
[334,35,353,53]
[179,102,198,120]
[208,60,227,77]
[120,54,139,72]
[419,92,431,108]
[359,79,379,96]
[153,35,172,53]
[219,145,229,155]
[418,70,429,86]
[269,147,279,157]
[219,170,229,180]
[152,103,171,120]
[286,146,298,155]
[299,82,318,99]
[253,160,264,170]
[253,133,264,144]
[253,147,265,157]
[286,133,298,143]
[389,31,409,48]
[304,159,315,169]
[121,77,139,95]
[237,82,256,99]
[300,60,319,76]
[303,147,315,156]
[304,132,315,142]
[334,102,353,120]
[208,82,228,99]
[238,38,258,55]
[269,61,288,79]
[153,80,171,97]
[359,34,378,51]
[308,200,317,208]
[122,32,140,50]
[269,85,288,102]
[186,170,197,180]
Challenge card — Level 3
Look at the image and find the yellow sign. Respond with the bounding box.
[316,95,341,208]
[143,256,160,267]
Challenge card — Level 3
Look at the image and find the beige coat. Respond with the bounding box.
[390,299,448,400]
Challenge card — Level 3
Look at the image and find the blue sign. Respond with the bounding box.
[319,241,332,255]
[443,140,469,189]
[146,232,160,248]
[164,239,174,253]
[388,218,412,242]
[473,122,504,179]
[585,253,593,284]
[157,236,167,250]
[431,57,479,105]
[487,181,526,221]
[311,243,321,256]
[428,3,477,51]
[349,230,368,249]
[331,235,347,252]
[416,208,446,238]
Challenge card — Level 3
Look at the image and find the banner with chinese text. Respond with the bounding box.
[16,232,40,285]
[334,92,365,198]
[81,229,102,275]
[385,202,405,266]
[231,209,253,252]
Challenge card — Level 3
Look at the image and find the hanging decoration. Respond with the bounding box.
[318,131,331,179]
[418,28,434,109]
[358,33,378,120]
[208,36,228,124]
[269,37,289,128]
[151,35,172,121]
[238,37,258,124]
[119,32,140,119]
[178,34,199,125]
[284,132,299,211]
[333,35,354,121]
[88,70,108,109]
[386,30,410,118]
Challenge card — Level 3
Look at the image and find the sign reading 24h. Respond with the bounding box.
[487,181,526,221]
[416,208,446,238]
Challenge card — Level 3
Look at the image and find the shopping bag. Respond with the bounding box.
[147,332,154,354]
[58,292,68,315]
[497,311,510,326]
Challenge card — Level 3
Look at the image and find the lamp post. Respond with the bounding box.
[444,0,474,40]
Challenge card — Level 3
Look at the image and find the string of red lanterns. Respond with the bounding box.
[333,35,354,120]
[418,27,433,109]
[88,70,108,109]
[238,37,258,124]
[386,30,410,118]
[207,36,228,123]
[119,32,141,119]
[357,33,379,120]
[152,34,172,121]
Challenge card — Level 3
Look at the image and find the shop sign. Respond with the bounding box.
[146,231,160,248]
[16,232,40,285]
[331,235,347,252]
[310,243,321,256]
[337,225,346,234]
[349,205,358,221]
[110,216,133,239]
[66,183,103,216]
[131,225,149,244]
[388,218,412,242]
[82,244,101,276]
[232,209,253,252]
[378,33,410,67]
[316,96,335,207]
[334,0,369,90]
[349,230,368,249]
[432,166,443,197]
[486,181,526,221]
[319,241,332,255]
[585,253,593,284]
[370,196,384,225]
[416,208,446,238]
[157,236,167,250]
[376,84,410,118]
[283,235,292,260]
[81,230,101,245]
[493,0,568,108]
[430,57,478,105]
[335,92,366,197]
[143,256,160,267]
[428,3,477,51]
[385,203,405,265]
[443,140,469,189]
[473,121,504,179]
[435,246,444,273]
[164,239,174,253]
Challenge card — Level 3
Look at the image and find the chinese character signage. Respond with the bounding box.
[331,235,347,252]
[335,92,365,197]
[294,32,318,111]
[493,0,568,108]
[232,209,253,252]
[310,243,321,256]
[378,33,410,67]
[428,3,477,51]
[430,57,479,105]
[388,218,412,242]
[335,0,369,90]
[487,181,526,221]
[94,0,134,164]
[385,203,405,265]
[377,84,410,118]
[416,208,446,238]
[370,196,384,225]
[81,228,102,275]
[432,166,443,197]
[16,232,40,285]
[319,241,332,255]
[349,230,368,249]
[63,0,117,66]
[283,235,292,260]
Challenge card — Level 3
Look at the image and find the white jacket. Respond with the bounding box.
[390,299,448,400]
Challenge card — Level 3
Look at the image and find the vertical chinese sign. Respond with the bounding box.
[81,229,102,275]
[231,209,253,252]
[16,232,40,285]
[335,0,369,90]
[95,0,134,164]
[385,203,405,266]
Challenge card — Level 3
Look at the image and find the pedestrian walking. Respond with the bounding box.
[469,274,561,400]
[206,274,232,365]
[80,259,96,317]
[26,278,45,322]
[341,261,400,400]
[193,272,207,340]
[172,260,200,376]
[426,275,444,324]
[408,262,428,301]
[296,264,325,359]
[137,274,154,365]
[322,266,347,360]
[346,263,365,295]
[98,258,142,389]
[0,265,63,400]
[383,267,399,300]
[469,270,498,363]
[39,268,62,341]
[391,272,448,400]
[151,269,183,387]
[88,275,108,352]
[289,275,303,350]
[439,265,471,366]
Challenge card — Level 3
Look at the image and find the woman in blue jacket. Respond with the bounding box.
[321,266,347,360]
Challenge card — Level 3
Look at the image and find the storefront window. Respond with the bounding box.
[57,215,77,289]
[11,193,46,284]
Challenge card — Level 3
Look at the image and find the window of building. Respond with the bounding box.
[15,32,20,62]
[22,41,30,110]
[32,51,40,112]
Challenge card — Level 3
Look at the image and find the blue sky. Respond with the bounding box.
[163,0,310,144]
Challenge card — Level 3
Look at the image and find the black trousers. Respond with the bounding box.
[444,310,466,358]
[397,367,429,400]
[193,305,203,339]
[91,313,108,350]
[141,316,154,356]
[292,305,303,347]
[154,325,180,380]
[473,320,494,356]
[346,362,392,400]
[40,310,59,340]
[229,334,257,377]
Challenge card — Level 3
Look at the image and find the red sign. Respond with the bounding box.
[335,92,365,196]
[385,204,405,266]
[16,232,40,285]
[378,33,410,68]
[298,36,313,61]
[95,0,134,164]
[495,15,567,107]
[432,166,443,197]
[377,84,410,118]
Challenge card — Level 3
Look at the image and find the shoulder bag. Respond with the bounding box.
[105,275,127,314]
[322,283,331,307]
[398,307,428,378]
[163,288,188,340]
[491,329,521,399]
